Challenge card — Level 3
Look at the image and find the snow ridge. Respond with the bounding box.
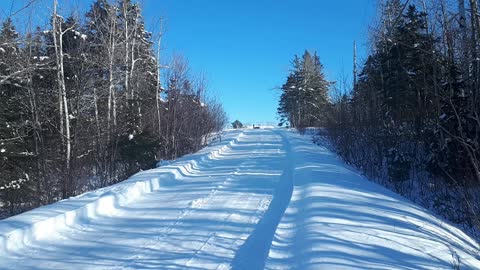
[0,130,245,255]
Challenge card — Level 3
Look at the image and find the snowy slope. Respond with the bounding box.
[0,129,478,270]
[265,131,480,270]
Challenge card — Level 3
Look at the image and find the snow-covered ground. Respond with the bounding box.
[0,129,478,269]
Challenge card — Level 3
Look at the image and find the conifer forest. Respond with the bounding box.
[278,0,480,238]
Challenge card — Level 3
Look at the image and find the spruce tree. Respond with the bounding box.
[278,51,330,129]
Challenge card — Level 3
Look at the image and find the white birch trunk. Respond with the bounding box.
[53,0,71,198]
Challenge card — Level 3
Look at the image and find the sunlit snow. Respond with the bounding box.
[0,129,478,269]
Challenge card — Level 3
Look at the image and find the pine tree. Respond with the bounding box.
[278,51,330,129]
[0,18,35,214]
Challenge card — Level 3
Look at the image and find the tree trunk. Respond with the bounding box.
[53,0,72,199]
[156,20,164,143]
[107,9,117,183]
[123,1,130,103]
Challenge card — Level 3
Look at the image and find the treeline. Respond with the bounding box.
[279,0,480,235]
[0,0,227,216]
[328,0,480,229]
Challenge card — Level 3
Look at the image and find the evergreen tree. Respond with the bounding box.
[0,18,34,214]
[232,120,243,129]
[278,51,330,129]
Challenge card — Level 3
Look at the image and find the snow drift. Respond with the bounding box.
[0,130,245,255]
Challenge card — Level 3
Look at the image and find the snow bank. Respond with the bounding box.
[266,130,480,270]
[156,159,171,167]
[0,130,245,255]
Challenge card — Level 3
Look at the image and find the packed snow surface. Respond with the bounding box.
[0,129,479,269]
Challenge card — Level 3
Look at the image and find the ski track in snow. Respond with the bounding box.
[0,128,479,270]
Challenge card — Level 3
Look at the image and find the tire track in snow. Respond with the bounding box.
[0,129,288,270]
[54,130,249,270]
[132,177,232,249]
[134,139,270,268]
[183,190,273,269]
[231,130,294,270]
[112,129,278,268]
[112,135,247,267]
[3,130,248,265]
[158,130,285,269]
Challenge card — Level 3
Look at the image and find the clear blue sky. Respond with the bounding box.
[1,0,377,124]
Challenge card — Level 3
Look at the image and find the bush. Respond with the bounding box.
[232,120,243,129]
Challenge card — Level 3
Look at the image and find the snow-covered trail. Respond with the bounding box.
[0,129,292,269]
[0,128,479,270]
